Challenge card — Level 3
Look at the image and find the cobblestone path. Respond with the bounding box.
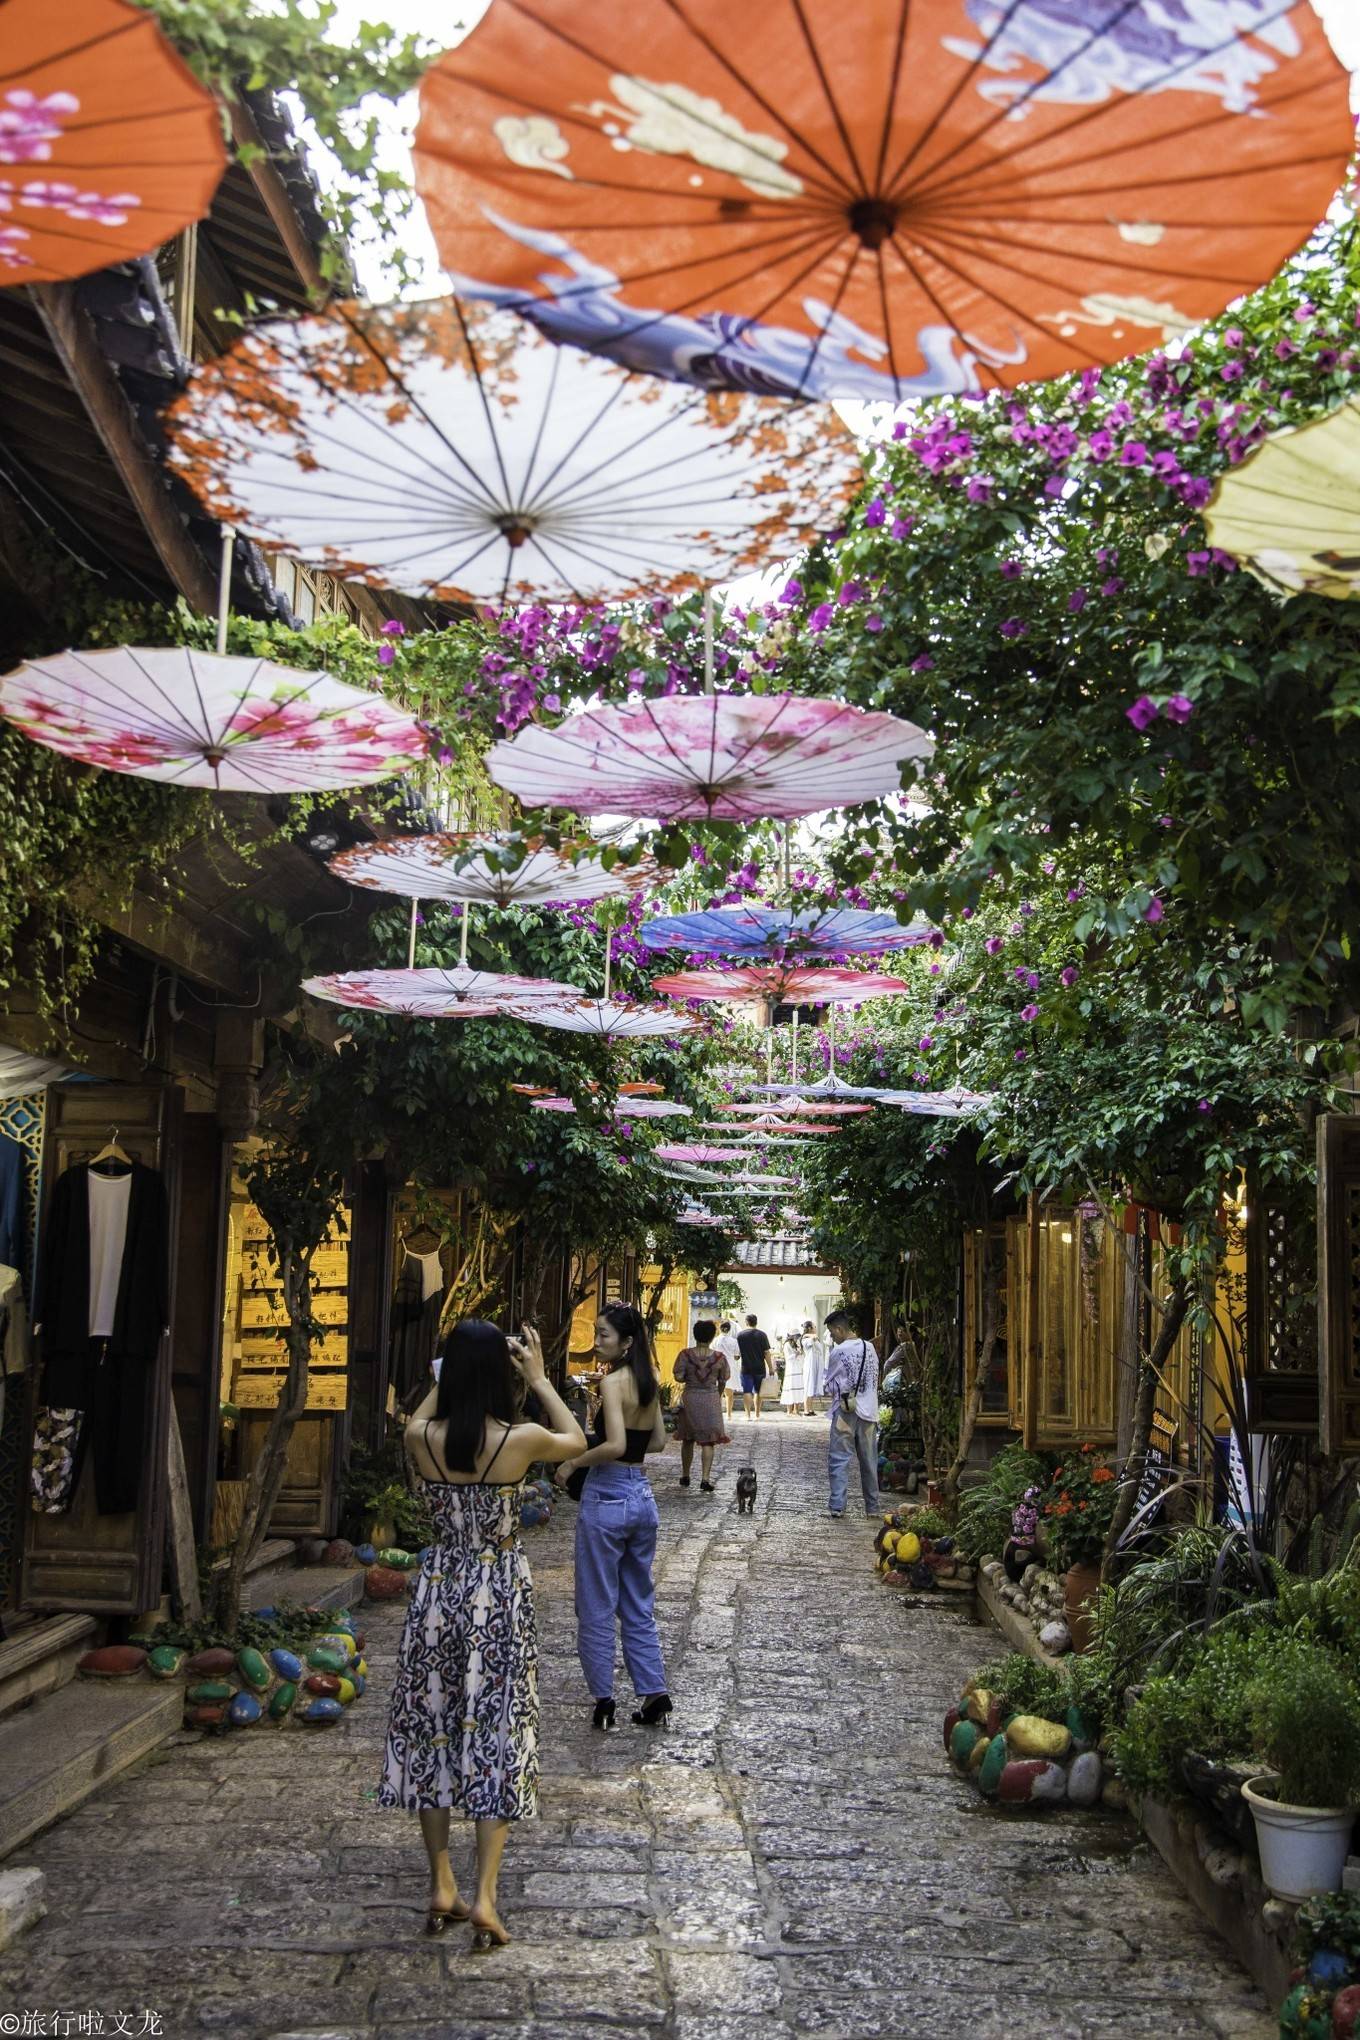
[0,1417,1272,2039]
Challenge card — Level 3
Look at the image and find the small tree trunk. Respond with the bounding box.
[1101,1273,1190,1579]
[642,1254,676,1345]
[943,1246,999,1503]
[215,1246,315,1633]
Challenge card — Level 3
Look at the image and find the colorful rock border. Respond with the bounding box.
[80,1611,369,1734]
[873,1507,970,1590]
[943,1678,1125,1812]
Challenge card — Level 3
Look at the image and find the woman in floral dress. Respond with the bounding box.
[672,1318,731,1491]
[381,1319,584,1949]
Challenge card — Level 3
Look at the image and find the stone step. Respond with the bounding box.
[0,1614,100,1724]
[0,1676,183,1862]
[244,1559,367,1618]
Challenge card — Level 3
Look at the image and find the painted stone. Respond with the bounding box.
[366,1565,408,1600]
[350,1673,366,1698]
[228,1692,263,1727]
[378,1547,419,1570]
[1005,1715,1072,1762]
[895,1531,920,1565]
[978,1735,1008,1798]
[77,1643,148,1678]
[1101,1777,1130,1811]
[353,1657,369,1680]
[1278,1986,1330,2040]
[298,1697,343,1725]
[985,1697,1006,1739]
[418,1547,434,1564]
[236,1647,270,1692]
[949,1720,979,1768]
[1039,1620,1072,1654]
[306,1673,341,1698]
[943,1706,961,1754]
[1330,1983,1360,2037]
[314,1632,355,1662]
[964,1687,991,1728]
[1068,1752,1103,1807]
[186,1679,234,1705]
[269,1648,303,1682]
[1310,1951,1351,1991]
[269,1681,297,1721]
[322,1538,355,1565]
[187,1703,230,1731]
[968,1734,991,1774]
[1065,1704,1094,1750]
[354,1543,377,1565]
[253,1605,278,1622]
[1030,1761,1068,1805]
[186,1647,235,1678]
[997,1759,1049,1805]
[335,1676,357,1706]
[147,1646,185,1680]
[306,1643,348,1674]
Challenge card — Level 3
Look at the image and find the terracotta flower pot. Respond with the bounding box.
[1064,1560,1102,1654]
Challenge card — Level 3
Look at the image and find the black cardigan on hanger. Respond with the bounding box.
[35,1161,169,1366]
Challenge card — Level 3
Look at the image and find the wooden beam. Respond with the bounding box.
[226,97,329,303]
[27,282,218,613]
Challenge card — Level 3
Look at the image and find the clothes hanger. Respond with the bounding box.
[89,1127,132,1172]
[402,1220,441,1255]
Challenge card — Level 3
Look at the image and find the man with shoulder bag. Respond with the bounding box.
[823,1305,881,1520]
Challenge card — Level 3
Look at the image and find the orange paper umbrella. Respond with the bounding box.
[0,0,226,286]
[413,0,1349,401]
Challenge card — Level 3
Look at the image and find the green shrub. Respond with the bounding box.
[1247,1640,1360,1809]
[904,1505,949,1539]
[975,1651,1069,1722]
[1113,1628,1262,1800]
[1295,1893,1360,1968]
[953,1444,1051,1563]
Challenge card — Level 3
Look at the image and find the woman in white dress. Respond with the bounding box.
[779,1332,807,1415]
[803,1322,827,1406]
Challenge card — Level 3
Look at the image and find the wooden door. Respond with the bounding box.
[24,1083,177,1614]
[1317,1114,1360,1456]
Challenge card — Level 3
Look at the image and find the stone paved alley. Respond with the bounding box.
[0,1419,1272,2040]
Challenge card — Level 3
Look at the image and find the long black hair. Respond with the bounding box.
[600,1301,657,1408]
[430,1318,521,1474]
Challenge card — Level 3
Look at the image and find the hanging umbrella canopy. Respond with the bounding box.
[301,966,585,1016]
[718,1099,872,1116]
[1203,399,1360,601]
[488,693,931,821]
[618,1080,664,1096]
[329,832,656,907]
[0,647,427,792]
[876,1085,994,1117]
[510,1083,555,1096]
[530,1096,577,1112]
[412,0,1349,404]
[517,999,698,1037]
[638,904,930,957]
[655,1144,748,1163]
[166,296,861,607]
[613,1098,692,1118]
[653,964,910,1005]
[746,1069,888,1101]
[0,0,227,287]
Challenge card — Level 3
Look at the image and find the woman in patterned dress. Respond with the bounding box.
[672,1318,731,1491]
[380,1319,584,1949]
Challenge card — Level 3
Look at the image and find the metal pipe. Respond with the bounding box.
[216,525,235,656]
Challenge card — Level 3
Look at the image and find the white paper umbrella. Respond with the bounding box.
[328,832,654,907]
[301,966,584,1015]
[655,1143,747,1163]
[718,1099,871,1116]
[0,646,427,791]
[487,693,931,821]
[166,296,862,606]
[747,1070,887,1102]
[613,1098,692,1118]
[517,999,697,1038]
[876,1086,994,1118]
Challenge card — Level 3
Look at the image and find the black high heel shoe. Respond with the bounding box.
[632,1693,673,1728]
[592,1697,617,1731]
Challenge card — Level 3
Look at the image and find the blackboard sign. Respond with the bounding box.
[1135,1412,1177,1521]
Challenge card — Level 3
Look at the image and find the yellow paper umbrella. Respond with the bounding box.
[1205,399,1360,601]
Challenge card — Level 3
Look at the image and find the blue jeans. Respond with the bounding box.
[574,1463,668,1702]
[828,1411,880,1517]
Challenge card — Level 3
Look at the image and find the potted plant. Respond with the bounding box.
[1040,1446,1118,1653]
[1242,1646,1360,1902]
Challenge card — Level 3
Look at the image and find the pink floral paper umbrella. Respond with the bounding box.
[654,1144,748,1164]
[301,966,584,1016]
[515,999,697,1039]
[487,694,931,821]
[718,1100,871,1116]
[0,647,427,792]
[652,964,910,1006]
[328,832,654,907]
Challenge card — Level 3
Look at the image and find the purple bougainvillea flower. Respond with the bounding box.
[985,935,1004,954]
[911,653,935,672]
[1068,587,1088,613]
[929,962,942,975]
[781,578,803,604]
[865,613,884,633]
[891,516,914,540]
[1086,429,1114,461]
[1221,361,1244,383]
[1019,901,1034,916]
[377,643,396,666]
[1014,965,1028,982]
[918,1035,934,1052]
[381,619,406,637]
[1197,1099,1212,1114]
[966,475,994,503]
[928,929,945,949]
[1060,965,1079,988]
[1025,971,1040,991]
[1066,885,1084,902]
[1163,694,1194,724]
[1144,897,1165,924]
[1101,577,1125,597]
[1186,550,1212,576]
[1000,558,1023,580]
[1014,1048,1027,1063]
[892,420,908,439]
[1179,476,1213,510]
[864,498,886,528]
[808,602,833,633]
[1120,442,1148,466]
[837,580,863,606]
[1274,338,1297,361]
[1020,1003,1039,1022]
[999,617,1027,639]
[1126,695,1159,732]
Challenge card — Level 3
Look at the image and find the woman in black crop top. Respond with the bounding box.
[559,1302,671,1731]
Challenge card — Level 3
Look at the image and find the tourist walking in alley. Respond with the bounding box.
[672,1317,731,1490]
[715,1317,741,1420]
[780,1328,808,1415]
[561,1302,672,1729]
[736,1312,773,1421]
[824,1306,881,1520]
[803,1319,827,1406]
[379,1319,585,1950]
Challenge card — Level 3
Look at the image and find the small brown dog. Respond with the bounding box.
[735,1466,757,1515]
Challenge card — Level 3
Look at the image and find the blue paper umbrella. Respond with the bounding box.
[638,906,929,959]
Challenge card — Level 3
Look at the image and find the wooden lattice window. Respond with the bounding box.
[1317,1115,1360,1454]
[962,1223,1014,1426]
[1246,1168,1319,1435]
[1017,1200,1120,1448]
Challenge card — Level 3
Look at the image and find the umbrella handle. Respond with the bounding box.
[216,525,235,657]
[702,586,714,695]
[460,902,471,969]
[791,1007,798,1088]
[408,898,419,970]
[603,921,611,1001]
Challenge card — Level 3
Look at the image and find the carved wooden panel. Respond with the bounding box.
[1318,1115,1360,1455]
[1247,1169,1320,1435]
